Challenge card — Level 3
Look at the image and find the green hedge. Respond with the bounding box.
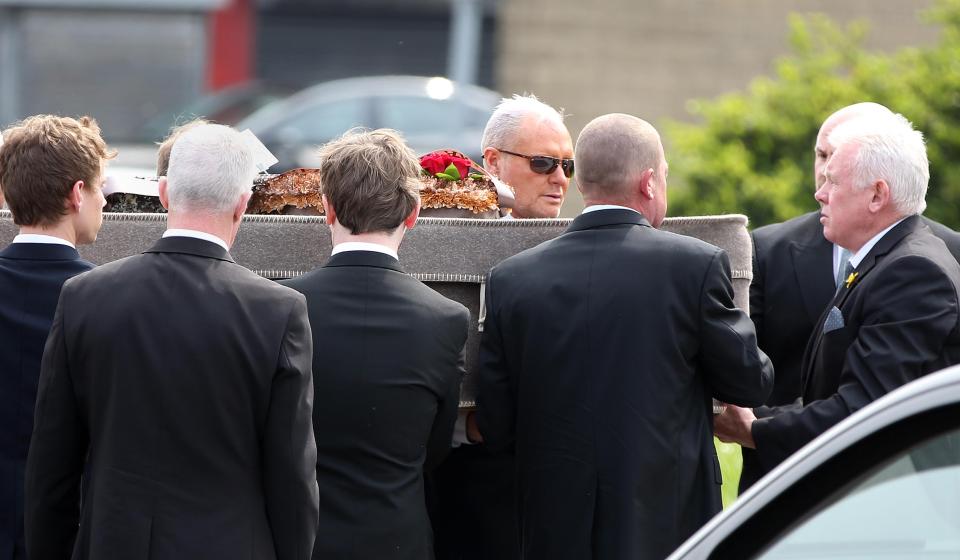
[665,0,960,230]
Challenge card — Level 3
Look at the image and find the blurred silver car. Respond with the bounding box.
[237,75,501,171]
[669,366,960,559]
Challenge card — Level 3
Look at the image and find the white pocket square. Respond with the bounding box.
[823,306,845,333]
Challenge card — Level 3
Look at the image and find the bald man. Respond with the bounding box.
[475,114,773,560]
[741,102,960,489]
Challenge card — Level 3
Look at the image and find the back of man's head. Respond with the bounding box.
[166,124,256,214]
[480,94,565,153]
[0,114,114,227]
[319,128,420,235]
[829,113,928,216]
[576,113,663,201]
[156,118,209,177]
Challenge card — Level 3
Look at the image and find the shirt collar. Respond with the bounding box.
[13,233,75,248]
[163,229,230,252]
[847,217,907,269]
[582,204,641,215]
[331,241,399,261]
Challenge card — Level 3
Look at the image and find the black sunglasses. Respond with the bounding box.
[497,149,575,178]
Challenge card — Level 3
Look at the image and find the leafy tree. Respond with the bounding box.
[665,0,960,229]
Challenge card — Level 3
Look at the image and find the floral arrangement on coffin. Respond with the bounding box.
[419,150,504,216]
[247,168,324,215]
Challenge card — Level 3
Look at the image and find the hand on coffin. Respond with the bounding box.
[714,404,756,449]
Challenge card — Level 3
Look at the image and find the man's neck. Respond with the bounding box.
[19,223,78,246]
[166,213,236,249]
[330,225,403,254]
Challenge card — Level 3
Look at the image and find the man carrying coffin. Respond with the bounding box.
[25,123,319,559]
[282,128,469,559]
[476,113,773,560]
[0,115,112,560]
[717,112,960,475]
[430,93,575,560]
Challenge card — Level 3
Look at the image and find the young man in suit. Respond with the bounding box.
[24,123,319,559]
[717,112,960,474]
[476,113,773,560]
[741,102,960,489]
[0,115,112,560]
[281,128,469,560]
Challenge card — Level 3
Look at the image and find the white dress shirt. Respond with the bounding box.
[331,241,399,260]
[581,204,641,215]
[12,234,75,248]
[163,229,230,252]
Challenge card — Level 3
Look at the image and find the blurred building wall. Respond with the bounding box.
[494,0,939,215]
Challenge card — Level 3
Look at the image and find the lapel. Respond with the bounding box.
[802,215,923,393]
[323,250,405,273]
[788,213,835,324]
[0,242,82,261]
[564,208,652,234]
[143,236,235,263]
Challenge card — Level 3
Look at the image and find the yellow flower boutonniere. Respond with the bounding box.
[845,271,859,289]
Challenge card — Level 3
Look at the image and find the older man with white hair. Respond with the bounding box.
[481,94,574,219]
[24,124,319,560]
[430,93,574,560]
[717,112,960,475]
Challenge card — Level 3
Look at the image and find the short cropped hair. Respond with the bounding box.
[318,128,420,235]
[166,124,257,214]
[829,113,929,216]
[480,94,566,152]
[156,118,209,176]
[0,114,115,226]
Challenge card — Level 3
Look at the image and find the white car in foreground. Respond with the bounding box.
[669,366,960,559]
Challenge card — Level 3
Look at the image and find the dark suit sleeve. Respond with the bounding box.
[262,295,320,560]
[699,250,774,406]
[476,270,515,452]
[424,306,469,471]
[25,290,88,560]
[753,255,959,470]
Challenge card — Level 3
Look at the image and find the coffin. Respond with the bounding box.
[0,211,752,406]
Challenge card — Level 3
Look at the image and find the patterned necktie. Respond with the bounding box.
[835,248,853,291]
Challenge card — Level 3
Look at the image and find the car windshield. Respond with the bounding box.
[756,427,960,559]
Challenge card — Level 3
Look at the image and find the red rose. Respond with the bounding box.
[420,153,450,175]
[420,151,474,178]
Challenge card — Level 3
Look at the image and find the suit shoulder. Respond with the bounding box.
[752,211,821,247]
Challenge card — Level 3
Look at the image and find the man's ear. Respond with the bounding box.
[482,147,501,177]
[403,200,421,231]
[639,168,655,199]
[322,194,337,226]
[869,180,891,213]
[158,177,170,210]
[233,191,252,223]
[70,180,85,212]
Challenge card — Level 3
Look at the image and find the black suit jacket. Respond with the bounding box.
[282,250,468,560]
[24,236,319,560]
[750,211,960,407]
[0,243,93,560]
[476,209,773,560]
[752,216,960,472]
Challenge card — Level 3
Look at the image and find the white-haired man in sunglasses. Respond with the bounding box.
[428,94,572,560]
[481,94,574,219]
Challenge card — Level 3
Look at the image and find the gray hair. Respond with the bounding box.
[480,93,566,152]
[829,113,928,216]
[166,123,257,214]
